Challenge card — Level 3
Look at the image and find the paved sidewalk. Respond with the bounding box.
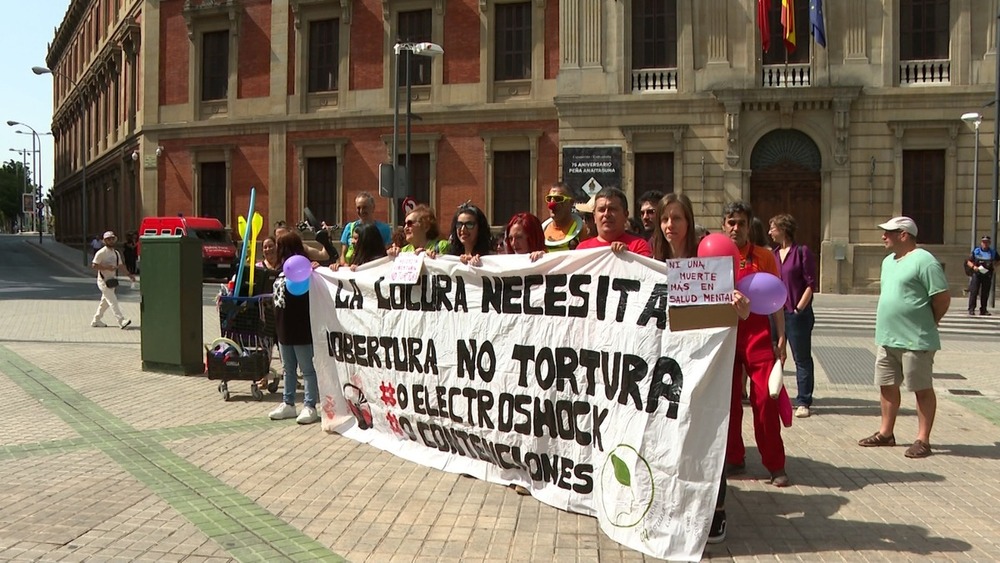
[1,240,999,562]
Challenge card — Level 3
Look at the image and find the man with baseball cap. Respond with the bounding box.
[965,235,998,316]
[859,216,949,458]
[91,230,136,329]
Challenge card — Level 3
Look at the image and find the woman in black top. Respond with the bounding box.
[447,203,493,266]
[267,231,320,425]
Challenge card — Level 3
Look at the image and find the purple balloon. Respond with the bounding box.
[736,272,787,316]
[283,255,312,283]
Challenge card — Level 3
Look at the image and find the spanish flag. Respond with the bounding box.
[781,0,796,53]
[758,0,771,53]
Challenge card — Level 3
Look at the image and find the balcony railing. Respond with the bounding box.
[630,67,679,93]
[761,64,811,88]
[899,59,950,86]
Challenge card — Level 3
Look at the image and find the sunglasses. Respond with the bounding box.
[545,194,572,204]
[457,221,477,231]
[404,220,418,228]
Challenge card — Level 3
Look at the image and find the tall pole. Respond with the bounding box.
[992,7,1000,309]
[21,150,29,231]
[390,44,401,227]
[81,93,89,266]
[972,120,980,251]
[405,48,412,201]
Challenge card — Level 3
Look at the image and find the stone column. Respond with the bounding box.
[845,0,868,63]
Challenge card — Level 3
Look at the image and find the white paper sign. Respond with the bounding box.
[665,257,734,307]
[310,249,736,561]
[387,252,424,284]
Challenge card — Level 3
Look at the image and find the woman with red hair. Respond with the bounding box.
[503,213,546,261]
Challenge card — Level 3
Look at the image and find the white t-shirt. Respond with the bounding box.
[93,246,121,285]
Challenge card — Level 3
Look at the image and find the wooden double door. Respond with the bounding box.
[750,163,822,271]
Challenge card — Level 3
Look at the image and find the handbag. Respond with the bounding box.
[100,251,122,288]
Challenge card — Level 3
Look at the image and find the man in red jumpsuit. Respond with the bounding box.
[722,201,789,487]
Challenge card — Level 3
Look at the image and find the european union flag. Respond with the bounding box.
[810,0,827,47]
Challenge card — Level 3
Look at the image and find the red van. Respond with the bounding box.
[138,216,238,280]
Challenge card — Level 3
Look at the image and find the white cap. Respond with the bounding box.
[877,217,917,237]
[575,195,596,214]
[103,230,116,239]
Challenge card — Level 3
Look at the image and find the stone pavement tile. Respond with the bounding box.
[0,367,80,447]
[0,449,230,562]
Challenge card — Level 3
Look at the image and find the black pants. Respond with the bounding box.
[968,273,993,313]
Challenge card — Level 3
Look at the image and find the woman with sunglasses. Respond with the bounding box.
[388,204,449,257]
[447,203,493,266]
[541,183,589,251]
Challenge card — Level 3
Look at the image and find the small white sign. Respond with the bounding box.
[665,257,734,307]
[388,252,424,284]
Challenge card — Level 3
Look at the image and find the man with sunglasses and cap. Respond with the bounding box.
[541,183,589,251]
[966,235,998,316]
[91,230,135,329]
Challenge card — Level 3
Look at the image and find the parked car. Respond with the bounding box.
[138,216,237,280]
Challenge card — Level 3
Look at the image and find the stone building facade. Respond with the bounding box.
[46,0,998,294]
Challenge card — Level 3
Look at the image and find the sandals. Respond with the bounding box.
[904,440,932,458]
[858,432,896,447]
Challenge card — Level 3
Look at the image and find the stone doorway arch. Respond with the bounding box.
[750,129,822,273]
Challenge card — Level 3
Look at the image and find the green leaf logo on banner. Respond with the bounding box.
[610,453,631,487]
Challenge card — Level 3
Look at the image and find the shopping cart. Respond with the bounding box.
[207,294,279,401]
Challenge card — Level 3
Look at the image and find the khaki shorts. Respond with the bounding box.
[874,346,936,392]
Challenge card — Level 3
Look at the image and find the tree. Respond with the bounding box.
[0,160,32,232]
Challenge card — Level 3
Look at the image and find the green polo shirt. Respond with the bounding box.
[875,248,948,351]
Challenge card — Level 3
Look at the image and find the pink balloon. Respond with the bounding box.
[697,233,740,272]
[736,272,787,316]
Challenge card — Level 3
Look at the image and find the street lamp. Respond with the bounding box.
[990,7,1000,309]
[390,41,443,225]
[33,65,88,265]
[962,111,983,251]
[7,120,43,244]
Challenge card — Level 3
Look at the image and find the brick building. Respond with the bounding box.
[45,0,998,293]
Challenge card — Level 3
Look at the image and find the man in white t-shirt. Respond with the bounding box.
[91,230,135,328]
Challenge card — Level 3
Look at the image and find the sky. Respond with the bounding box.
[0,2,71,198]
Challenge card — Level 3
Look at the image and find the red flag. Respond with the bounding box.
[758,0,771,53]
[781,0,797,53]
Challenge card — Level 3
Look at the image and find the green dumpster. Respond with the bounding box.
[139,236,204,374]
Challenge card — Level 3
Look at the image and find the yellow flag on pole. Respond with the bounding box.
[781,0,797,53]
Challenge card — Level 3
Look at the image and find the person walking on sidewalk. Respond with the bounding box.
[966,235,998,316]
[91,231,135,329]
[859,216,949,459]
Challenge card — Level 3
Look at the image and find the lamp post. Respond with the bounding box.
[962,112,983,252]
[991,7,1000,309]
[390,41,443,226]
[7,121,42,244]
[33,65,87,264]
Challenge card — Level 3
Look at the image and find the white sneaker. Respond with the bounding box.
[795,406,811,418]
[296,406,319,425]
[269,403,297,420]
[119,319,132,329]
[91,320,107,327]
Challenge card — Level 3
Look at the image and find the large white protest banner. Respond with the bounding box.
[310,249,735,561]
